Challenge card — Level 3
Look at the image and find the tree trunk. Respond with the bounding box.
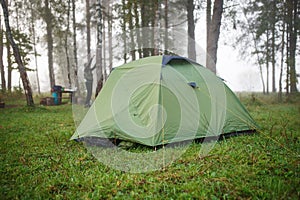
[286,29,290,94]
[271,2,276,93]
[102,13,107,81]
[65,0,72,88]
[122,0,127,63]
[164,0,169,55]
[0,17,6,92]
[72,0,80,94]
[6,31,12,92]
[128,0,136,60]
[286,1,291,94]
[206,0,223,74]
[133,0,142,59]
[259,60,266,94]
[287,0,298,93]
[153,0,160,56]
[279,18,285,102]
[44,0,55,88]
[266,29,270,94]
[150,1,155,56]
[1,0,34,106]
[141,1,149,57]
[108,0,113,72]
[187,0,196,60]
[95,0,103,97]
[86,0,91,60]
[30,3,40,94]
[206,0,211,39]
[266,61,269,94]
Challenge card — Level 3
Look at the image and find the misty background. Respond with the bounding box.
[1,0,299,95]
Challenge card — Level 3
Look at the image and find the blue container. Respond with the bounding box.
[52,92,59,105]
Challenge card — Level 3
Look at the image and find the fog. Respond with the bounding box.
[4,4,300,94]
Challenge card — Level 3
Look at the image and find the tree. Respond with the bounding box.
[153,0,160,56]
[278,8,286,102]
[132,0,142,59]
[128,0,136,60]
[29,2,41,94]
[246,10,266,94]
[233,0,298,95]
[1,0,34,106]
[206,0,224,74]
[72,0,80,93]
[141,1,150,57]
[3,26,34,93]
[266,28,270,94]
[86,0,91,60]
[64,0,72,88]
[270,0,277,93]
[206,0,211,53]
[121,0,128,63]
[107,0,113,71]
[95,0,103,97]
[0,15,6,92]
[187,0,196,60]
[6,30,12,92]
[286,0,298,93]
[43,0,55,88]
[164,0,169,55]
[253,0,280,94]
[102,2,107,80]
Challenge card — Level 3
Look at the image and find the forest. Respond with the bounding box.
[0,0,299,106]
[0,1,300,199]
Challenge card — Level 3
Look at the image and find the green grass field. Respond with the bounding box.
[0,93,299,199]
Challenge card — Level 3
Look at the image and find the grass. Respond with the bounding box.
[0,93,299,199]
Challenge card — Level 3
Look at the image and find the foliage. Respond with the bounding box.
[0,94,299,199]
[2,28,34,71]
[234,0,299,94]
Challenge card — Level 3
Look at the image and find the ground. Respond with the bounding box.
[0,93,299,199]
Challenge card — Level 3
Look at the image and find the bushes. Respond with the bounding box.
[237,92,300,106]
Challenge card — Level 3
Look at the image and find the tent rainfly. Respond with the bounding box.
[71,55,258,146]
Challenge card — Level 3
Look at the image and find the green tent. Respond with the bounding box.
[71,55,258,146]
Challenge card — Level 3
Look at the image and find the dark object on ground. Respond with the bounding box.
[40,97,54,106]
[0,102,5,108]
[76,137,116,148]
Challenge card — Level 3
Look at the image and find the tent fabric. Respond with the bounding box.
[71,55,258,146]
[162,55,198,66]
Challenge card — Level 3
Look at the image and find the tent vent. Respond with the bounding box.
[188,82,198,88]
